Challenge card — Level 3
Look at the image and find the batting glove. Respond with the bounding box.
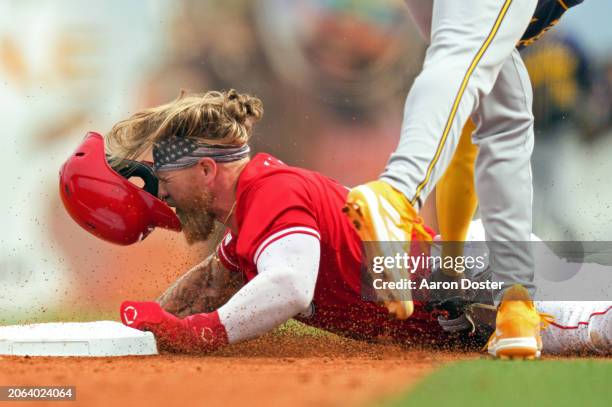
[120,301,228,353]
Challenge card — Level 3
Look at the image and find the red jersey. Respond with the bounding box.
[218,153,444,342]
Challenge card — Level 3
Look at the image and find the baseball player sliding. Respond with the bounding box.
[59,89,610,357]
[343,0,585,359]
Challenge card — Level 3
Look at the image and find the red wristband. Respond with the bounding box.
[183,311,229,351]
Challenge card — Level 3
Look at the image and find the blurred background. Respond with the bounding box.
[1,0,611,321]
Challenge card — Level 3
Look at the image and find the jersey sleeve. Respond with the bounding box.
[237,173,321,265]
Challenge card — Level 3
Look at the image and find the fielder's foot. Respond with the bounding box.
[486,284,553,360]
[343,180,430,320]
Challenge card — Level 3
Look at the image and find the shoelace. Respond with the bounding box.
[483,311,556,351]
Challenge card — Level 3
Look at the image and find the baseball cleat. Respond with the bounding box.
[486,284,553,360]
[343,180,429,320]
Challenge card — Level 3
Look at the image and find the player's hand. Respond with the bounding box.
[120,301,228,353]
[120,301,190,351]
[120,300,169,330]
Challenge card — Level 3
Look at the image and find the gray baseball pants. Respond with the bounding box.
[381,0,538,301]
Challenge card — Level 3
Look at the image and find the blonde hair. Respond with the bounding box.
[106,89,263,161]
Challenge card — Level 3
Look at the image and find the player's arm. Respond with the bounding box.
[157,250,244,318]
[216,232,320,343]
[120,233,319,353]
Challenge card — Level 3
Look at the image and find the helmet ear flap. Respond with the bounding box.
[59,132,181,245]
[109,157,159,198]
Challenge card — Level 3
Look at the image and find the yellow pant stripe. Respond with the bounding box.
[557,0,569,11]
[410,0,513,207]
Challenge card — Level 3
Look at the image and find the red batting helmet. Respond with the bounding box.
[59,132,181,245]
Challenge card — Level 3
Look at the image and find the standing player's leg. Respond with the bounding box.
[344,0,537,319]
[422,120,479,312]
[436,119,479,273]
[473,48,536,301]
[472,48,540,359]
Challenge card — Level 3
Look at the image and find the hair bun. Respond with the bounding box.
[223,89,263,127]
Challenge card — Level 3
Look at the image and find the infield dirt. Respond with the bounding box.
[0,332,475,407]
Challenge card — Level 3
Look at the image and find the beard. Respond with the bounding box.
[175,190,216,245]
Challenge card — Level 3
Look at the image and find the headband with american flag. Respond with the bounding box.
[152,136,250,172]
